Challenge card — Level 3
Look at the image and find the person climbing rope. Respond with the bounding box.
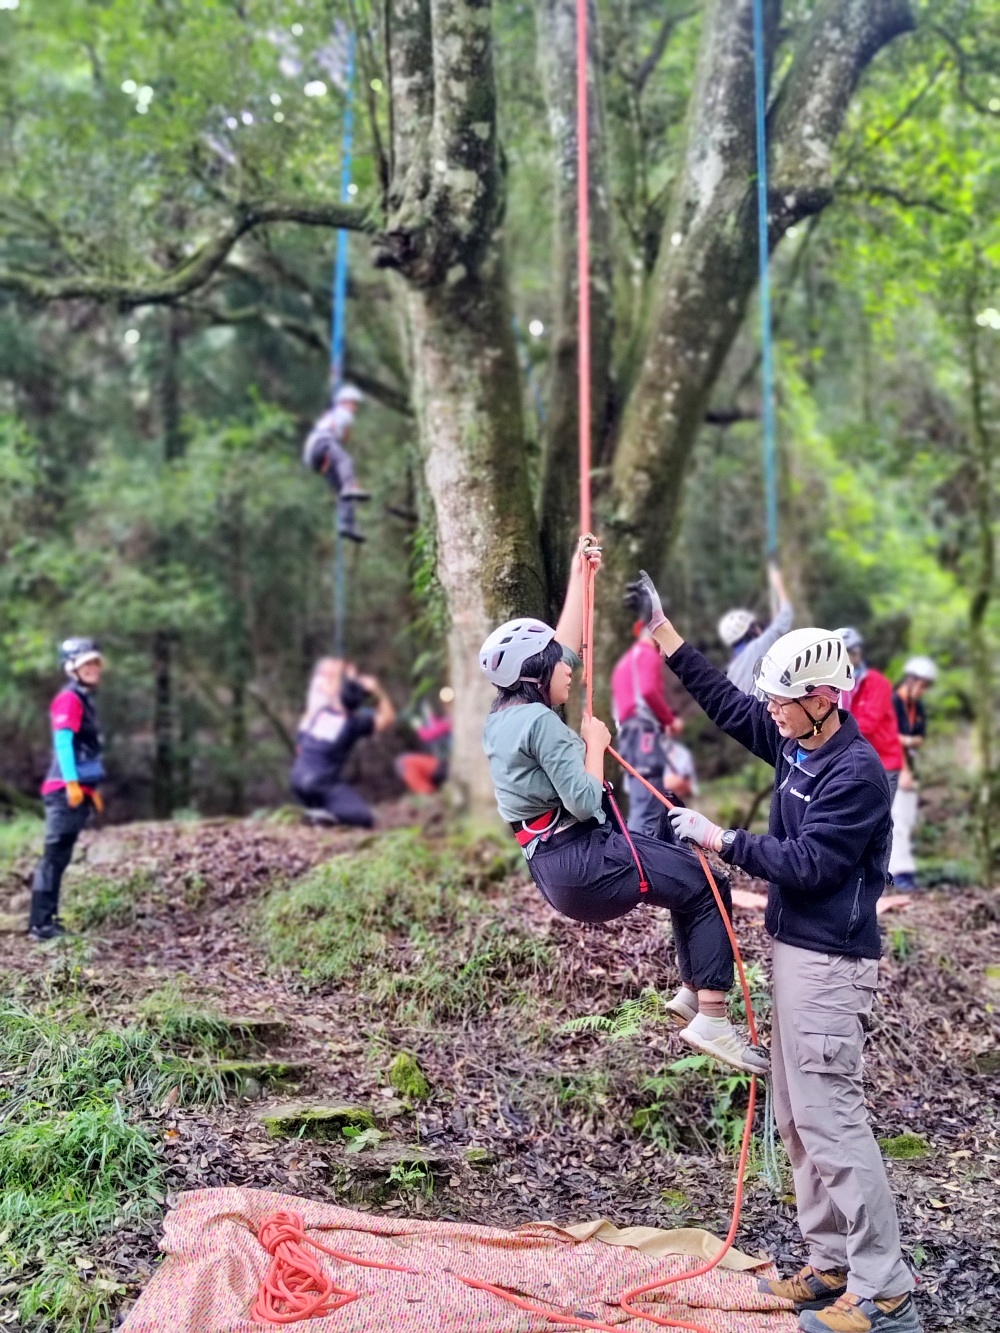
[611,581,688,833]
[290,658,395,827]
[888,656,936,892]
[837,628,904,802]
[634,571,920,1333]
[719,563,793,695]
[302,383,371,544]
[479,540,766,1076]
[29,638,107,942]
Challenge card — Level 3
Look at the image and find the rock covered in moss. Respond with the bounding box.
[258,1102,375,1140]
[386,1052,431,1100]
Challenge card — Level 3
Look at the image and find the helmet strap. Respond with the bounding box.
[793,698,833,742]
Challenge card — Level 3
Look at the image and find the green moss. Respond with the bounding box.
[878,1133,930,1160]
[463,1147,495,1168]
[387,1052,431,1100]
[260,1103,375,1140]
[659,1188,690,1210]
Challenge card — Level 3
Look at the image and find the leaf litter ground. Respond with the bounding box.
[0,807,997,1331]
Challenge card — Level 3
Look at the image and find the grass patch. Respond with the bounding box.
[63,867,156,932]
[137,979,233,1053]
[260,829,520,998]
[0,997,231,1330]
[0,813,43,890]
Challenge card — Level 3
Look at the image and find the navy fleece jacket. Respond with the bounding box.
[667,642,892,959]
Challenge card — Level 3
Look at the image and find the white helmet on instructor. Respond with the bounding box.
[837,625,864,653]
[903,655,937,683]
[479,619,556,688]
[718,608,757,648]
[334,383,364,406]
[754,628,854,698]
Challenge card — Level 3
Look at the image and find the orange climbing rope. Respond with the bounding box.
[251,1210,415,1324]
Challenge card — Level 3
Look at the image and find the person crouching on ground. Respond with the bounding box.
[479,539,766,1076]
[634,570,919,1333]
[290,658,395,827]
[29,638,107,942]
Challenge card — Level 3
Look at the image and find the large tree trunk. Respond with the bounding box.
[380,0,545,817]
[535,0,615,607]
[597,0,914,662]
[964,276,997,888]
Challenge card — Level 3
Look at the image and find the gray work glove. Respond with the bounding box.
[668,806,724,851]
[637,570,666,631]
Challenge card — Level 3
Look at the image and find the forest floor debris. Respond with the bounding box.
[0,810,997,1331]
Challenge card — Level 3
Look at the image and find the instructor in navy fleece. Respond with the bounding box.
[29,638,106,942]
[632,571,919,1333]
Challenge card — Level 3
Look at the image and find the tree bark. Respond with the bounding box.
[380,0,545,816]
[597,0,914,662]
[964,277,997,888]
[535,0,615,608]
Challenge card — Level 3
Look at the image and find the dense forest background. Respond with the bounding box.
[0,0,997,859]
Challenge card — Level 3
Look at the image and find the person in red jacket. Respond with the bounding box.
[611,588,686,833]
[837,628,903,800]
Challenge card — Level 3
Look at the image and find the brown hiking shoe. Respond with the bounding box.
[759,1265,848,1311]
[798,1292,921,1333]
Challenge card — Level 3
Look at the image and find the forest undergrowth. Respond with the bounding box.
[0,809,996,1331]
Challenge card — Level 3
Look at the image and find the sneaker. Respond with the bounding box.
[891,874,918,893]
[340,488,371,502]
[27,921,68,942]
[798,1292,921,1333]
[663,987,698,1026]
[339,529,367,544]
[759,1265,848,1311]
[678,1013,770,1075]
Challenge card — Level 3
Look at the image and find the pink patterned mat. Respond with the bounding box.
[122,1187,799,1332]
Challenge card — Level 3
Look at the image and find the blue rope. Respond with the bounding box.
[752,0,779,562]
[331,31,355,386]
[331,30,355,656]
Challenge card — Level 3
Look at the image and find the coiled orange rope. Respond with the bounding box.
[251,1210,414,1325]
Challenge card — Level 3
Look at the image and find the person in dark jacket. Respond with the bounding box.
[29,638,107,942]
[290,658,395,827]
[633,571,920,1333]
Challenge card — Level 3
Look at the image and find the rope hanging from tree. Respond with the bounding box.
[752,0,780,563]
[330,28,356,659]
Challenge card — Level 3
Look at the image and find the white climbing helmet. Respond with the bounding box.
[837,626,864,653]
[754,628,854,698]
[903,655,937,683]
[479,619,556,689]
[334,383,364,405]
[718,608,757,648]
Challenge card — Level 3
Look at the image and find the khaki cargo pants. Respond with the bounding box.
[771,941,914,1300]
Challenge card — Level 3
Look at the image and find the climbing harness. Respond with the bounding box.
[752,0,779,563]
[330,28,356,659]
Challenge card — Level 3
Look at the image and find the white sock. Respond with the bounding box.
[687,1011,731,1035]
[673,986,698,1010]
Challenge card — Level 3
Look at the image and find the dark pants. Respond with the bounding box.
[292,779,374,829]
[324,444,360,538]
[30,790,92,930]
[528,810,734,992]
[626,772,670,835]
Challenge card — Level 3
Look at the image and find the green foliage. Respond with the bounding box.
[342,1125,386,1155]
[562,987,668,1039]
[635,1055,753,1157]
[136,980,232,1053]
[387,1157,433,1199]
[62,867,155,932]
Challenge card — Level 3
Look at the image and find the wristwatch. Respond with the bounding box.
[719,829,738,854]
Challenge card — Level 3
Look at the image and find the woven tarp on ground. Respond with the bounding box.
[121,1187,798,1332]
